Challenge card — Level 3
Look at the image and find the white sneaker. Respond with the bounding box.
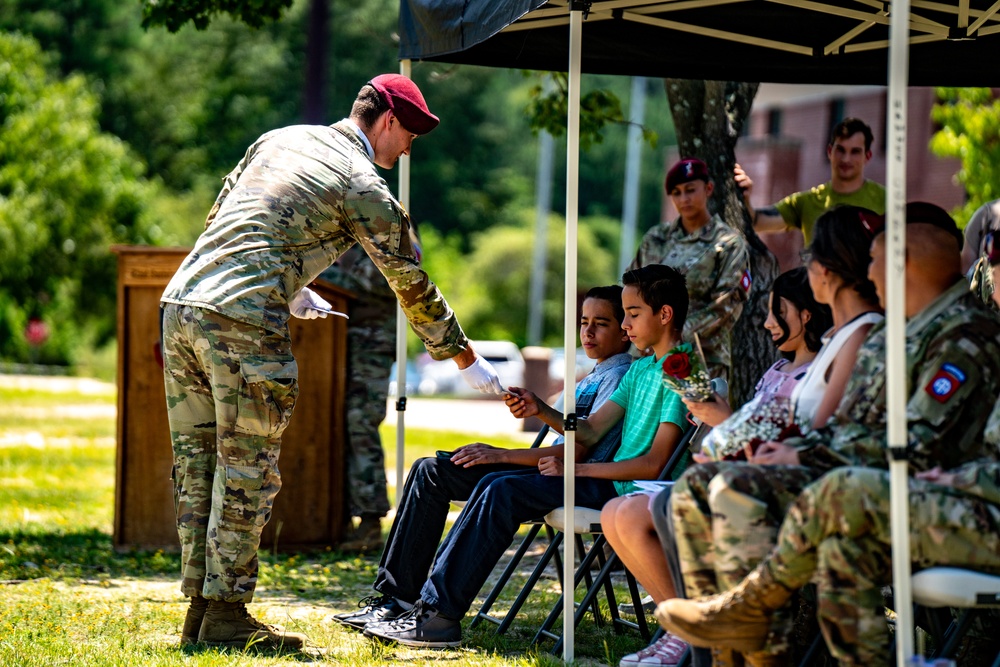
[619,632,689,667]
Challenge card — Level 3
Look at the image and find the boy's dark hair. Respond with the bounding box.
[621,264,689,333]
[829,117,874,152]
[585,285,625,327]
[806,205,881,307]
[771,267,832,354]
[350,84,390,130]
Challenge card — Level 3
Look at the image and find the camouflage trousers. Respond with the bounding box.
[671,461,819,653]
[767,466,1000,666]
[161,303,298,602]
[344,318,393,519]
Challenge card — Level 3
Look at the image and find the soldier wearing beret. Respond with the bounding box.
[629,157,751,382]
[160,74,503,650]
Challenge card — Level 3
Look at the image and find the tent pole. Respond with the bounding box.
[885,2,913,664]
[562,4,584,663]
[394,59,412,508]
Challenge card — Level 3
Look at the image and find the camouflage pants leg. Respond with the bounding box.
[161,303,298,602]
[672,462,728,599]
[784,468,1000,664]
[344,322,393,519]
[707,464,817,654]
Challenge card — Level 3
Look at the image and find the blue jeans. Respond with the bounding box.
[419,472,618,619]
[374,456,527,602]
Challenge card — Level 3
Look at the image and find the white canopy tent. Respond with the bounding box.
[393,1,1000,662]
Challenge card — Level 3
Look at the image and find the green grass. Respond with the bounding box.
[0,375,649,666]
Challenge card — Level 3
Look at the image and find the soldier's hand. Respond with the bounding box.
[750,441,800,466]
[458,355,504,395]
[289,287,332,319]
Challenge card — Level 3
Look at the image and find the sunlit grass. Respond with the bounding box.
[0,375,647,666]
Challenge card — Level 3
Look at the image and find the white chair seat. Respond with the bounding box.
[912,567,1000,608]
[543,507,602,534]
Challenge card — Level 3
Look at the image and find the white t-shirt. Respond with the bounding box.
[791,311,884,429]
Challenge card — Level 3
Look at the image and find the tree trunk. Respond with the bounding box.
[664,79,779,408]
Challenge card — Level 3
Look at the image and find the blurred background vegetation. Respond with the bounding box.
[3,0,997,379]
[0,0,678,378]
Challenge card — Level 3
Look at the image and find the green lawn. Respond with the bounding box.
[0,376,649,666]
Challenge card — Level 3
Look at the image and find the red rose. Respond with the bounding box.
[662,352,692,378]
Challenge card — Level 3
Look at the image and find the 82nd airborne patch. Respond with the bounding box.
[924,363,967,403]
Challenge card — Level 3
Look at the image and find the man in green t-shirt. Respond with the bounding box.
[735,117,886,249]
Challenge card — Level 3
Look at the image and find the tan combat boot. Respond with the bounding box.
[180,595,209,645]
[741,649,788,666]
[654,563,793,653]
[197,600,306,650]
[338,517,383,554]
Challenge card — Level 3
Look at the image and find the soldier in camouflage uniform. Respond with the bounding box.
[963,198,1000,309]
[160,74,504,650]
[662,203,1000,666]
[629,158,750,381]
[656,390,1000,666]
[321,243,402,553]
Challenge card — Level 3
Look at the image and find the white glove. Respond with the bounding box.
[459,355,505,395]
[288,287,331,319]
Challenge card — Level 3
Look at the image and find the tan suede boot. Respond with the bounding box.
[741,649,788,666]
[197,600,306,650]
[654,563,793,653]
[180,595,209,645]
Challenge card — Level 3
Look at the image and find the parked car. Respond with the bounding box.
[417,340,525,397]
[548,346,597,387]
[388,360,422,397]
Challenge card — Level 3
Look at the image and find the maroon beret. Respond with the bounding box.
[665,158,710,192]
[368,74,440,135]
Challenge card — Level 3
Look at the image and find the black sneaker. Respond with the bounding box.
[363,600,461,648]
[331,594,407,631]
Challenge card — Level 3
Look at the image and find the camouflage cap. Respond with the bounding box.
[368,74,439,135]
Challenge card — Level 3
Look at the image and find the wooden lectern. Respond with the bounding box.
[111,246,351,551]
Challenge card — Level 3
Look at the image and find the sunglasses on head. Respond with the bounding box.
[858,210,885,238]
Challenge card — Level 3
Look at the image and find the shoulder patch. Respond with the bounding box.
[924,363,967,403]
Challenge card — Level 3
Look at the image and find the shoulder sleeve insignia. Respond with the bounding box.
[924,362,967,403]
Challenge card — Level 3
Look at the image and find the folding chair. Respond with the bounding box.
[532,421,700,654]
[911,567,1000,664]
[469,388,618,634]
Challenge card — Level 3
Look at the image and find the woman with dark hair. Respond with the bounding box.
[790,204,884,431]
[685,266,834,461]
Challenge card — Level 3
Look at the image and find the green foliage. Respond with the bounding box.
[440,210,619,347]
[140,0,295,32]
[0,33,158,365]
[930,87,1000,225]
[526,72,627,150]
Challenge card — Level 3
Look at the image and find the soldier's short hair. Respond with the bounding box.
[351,84,391,130]
[829,117,874,152]
[585,285,626,327]
[621,264,689,333]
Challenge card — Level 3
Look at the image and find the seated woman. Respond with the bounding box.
[603,266,831,667]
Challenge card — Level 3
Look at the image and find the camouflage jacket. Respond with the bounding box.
[792,280,1000,474]
[161,120,466,360]
[629,214,750,370]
